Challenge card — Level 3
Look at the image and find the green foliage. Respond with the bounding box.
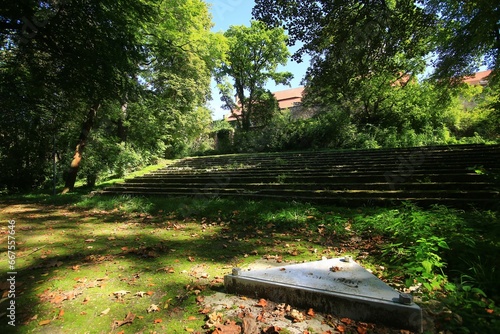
[0,0,222,192]
[254,0,434,123]
[215,20,292,131]
[356,203,478,293]
[422,0,499,81]
[252,0,498,150]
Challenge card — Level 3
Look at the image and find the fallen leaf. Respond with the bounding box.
[112,311,135,329]
[85,239,95,243]
[357,325,367,334]
[147,304,160,313]
[100,308,111,316]
[154,319,162,324]
[307,308,315,317]
[486,308,494,314]
[289,309,305,322]
[58,309,65,318]
[256,298,267,307]
[135,291,146,297]
[213,320,241,334]
[164,298,172,309]
[188,256,195,262]
[336,324,345,333]
[108,236,116,240]
[340,317,353,325]
[206,311,224,328]
[39,320,51,326]
[113,290,131,298]
[146,291,154,296]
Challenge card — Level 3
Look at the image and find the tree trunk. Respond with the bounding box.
[61,103,100,193]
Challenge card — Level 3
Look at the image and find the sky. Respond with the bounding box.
[206,0,310,120]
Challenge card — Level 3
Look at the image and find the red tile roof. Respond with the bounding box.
[463,70,492,86]
[273,87,305,109]
[223,87,305,121]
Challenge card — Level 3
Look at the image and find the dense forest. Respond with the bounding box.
[1,0,499,193]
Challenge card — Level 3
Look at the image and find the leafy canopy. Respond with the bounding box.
[215,20,293,131]
[422,0,500,82]
[252,0,436,123]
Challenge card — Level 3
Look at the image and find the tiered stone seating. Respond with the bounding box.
[101,144,500,207]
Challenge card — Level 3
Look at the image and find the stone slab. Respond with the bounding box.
[224,257,422,333]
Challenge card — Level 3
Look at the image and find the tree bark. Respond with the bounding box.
[61,103,100,193]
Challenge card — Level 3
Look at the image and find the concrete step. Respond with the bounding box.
[101,144,500,207]
[124,173,489,184]
[109,181,496,191]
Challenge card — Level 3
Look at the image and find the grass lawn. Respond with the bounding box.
[0,194,499,333]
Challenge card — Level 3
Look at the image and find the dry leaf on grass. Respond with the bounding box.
[147,304,160,313]
[113,290,130,298]
[112,311,135,329]
[100,308,111,316]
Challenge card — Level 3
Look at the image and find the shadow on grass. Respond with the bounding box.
[1,194,499,333]
[0,197,311,333]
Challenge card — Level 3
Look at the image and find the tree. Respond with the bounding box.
[215,21,292,131]
[420,0,499,138]
[422,0,500,83]
[0,0,158,192]
[0,0,224,192]
[253,1,435,126]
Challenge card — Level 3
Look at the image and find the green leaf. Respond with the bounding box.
[437,240,450,249]
[421,260,433,274]
[471,287,487,297]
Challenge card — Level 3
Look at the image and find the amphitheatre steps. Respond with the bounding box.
[101,144,500,207]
